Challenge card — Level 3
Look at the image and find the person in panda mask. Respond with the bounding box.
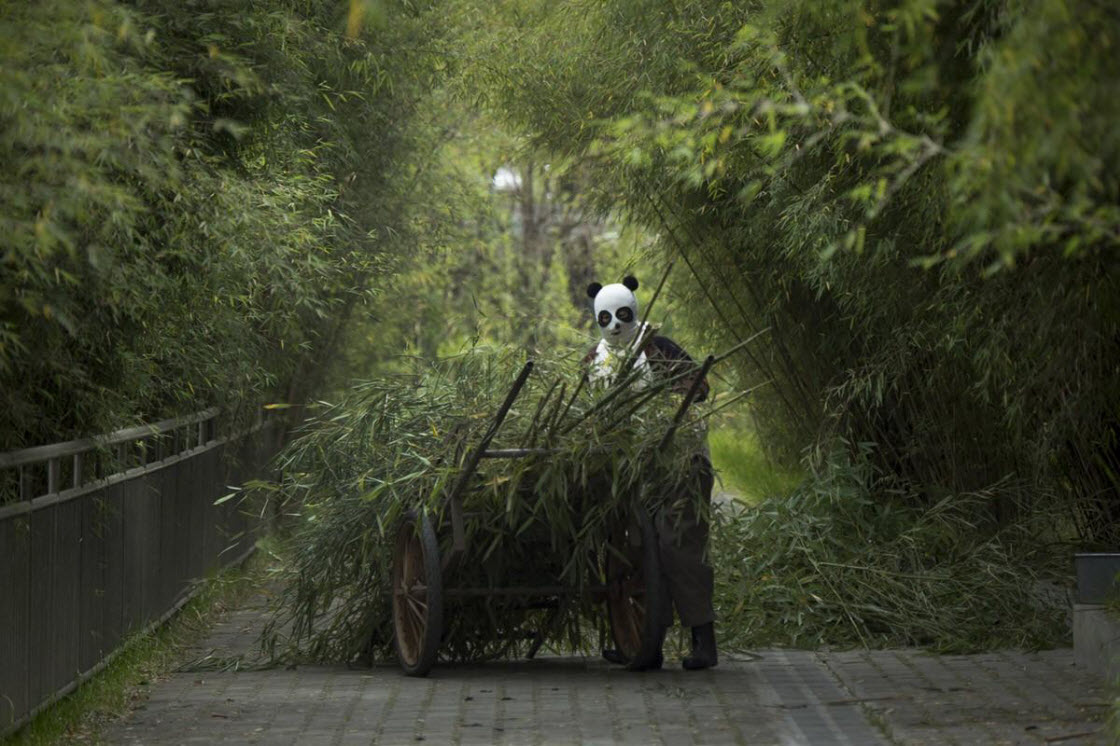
[584,275,718,671]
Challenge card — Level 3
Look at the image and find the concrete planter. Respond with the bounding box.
[1074,552,1120,604]
[1073,553,1120,682]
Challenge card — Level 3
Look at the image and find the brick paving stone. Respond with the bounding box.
[98,590,1111,745]
[106,654,891,745]
[820,649,1110,745]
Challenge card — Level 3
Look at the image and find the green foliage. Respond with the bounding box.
[347,109,581,365]
[712,443,1069,652]
[708,415,804,504]
[336,96,654,376]
[265,346,1065,658]
[468,0,1120,545]
[261,347,710,662]
[0,0,448,447]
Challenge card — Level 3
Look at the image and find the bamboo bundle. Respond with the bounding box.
[261,347,724,663]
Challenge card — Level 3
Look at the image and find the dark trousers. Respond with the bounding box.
[656,456,715,629]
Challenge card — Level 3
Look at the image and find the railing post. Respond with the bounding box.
[72,452,83,489]
[47,457,60,495]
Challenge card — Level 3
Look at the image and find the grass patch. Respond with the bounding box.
[709,416,804,504]
[4,551,264,745]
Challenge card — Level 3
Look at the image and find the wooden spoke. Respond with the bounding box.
[406,594,427,619]
[605,510,661,665]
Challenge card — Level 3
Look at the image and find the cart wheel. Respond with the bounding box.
[392,510,443,676]
[605,507,664,666]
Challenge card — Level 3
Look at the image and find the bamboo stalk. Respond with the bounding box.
[694,387,763,422]
[600,383,671,432]
[524,378,561,447]
[637,259,674,339]
[694,217,818,430]
[597,358,711,427]
[646,191,809,433]
[481,448,557,459]
[541,381,567,438]
[557,364,649,436]
[549,372,587,435]
[574,325,768,437]
[443,359,534,571]
[658,355,716,451]
[712,327,772,364]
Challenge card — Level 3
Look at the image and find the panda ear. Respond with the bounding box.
[586,282,603,299]
[622,275,639,291]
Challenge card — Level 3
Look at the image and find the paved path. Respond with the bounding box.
[103,595,1111,745]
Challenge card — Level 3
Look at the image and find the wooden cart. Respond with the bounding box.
[390,356,714,676]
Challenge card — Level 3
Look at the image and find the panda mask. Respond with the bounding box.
[587,276,641,348]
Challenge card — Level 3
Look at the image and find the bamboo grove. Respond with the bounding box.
[2,0,1114,652]
[0,0,451,447]
[469,0,1120,545]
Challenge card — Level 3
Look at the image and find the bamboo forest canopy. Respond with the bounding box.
[469,0,1120,544]
[3,0,1118,547]
[0,0,450,447]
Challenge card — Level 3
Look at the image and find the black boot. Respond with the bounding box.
[682,622,717,670]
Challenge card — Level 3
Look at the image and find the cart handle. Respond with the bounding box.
[442,359,534,571]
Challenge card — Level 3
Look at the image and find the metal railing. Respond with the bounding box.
[0,408,281,736]
[0,408,223,511]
